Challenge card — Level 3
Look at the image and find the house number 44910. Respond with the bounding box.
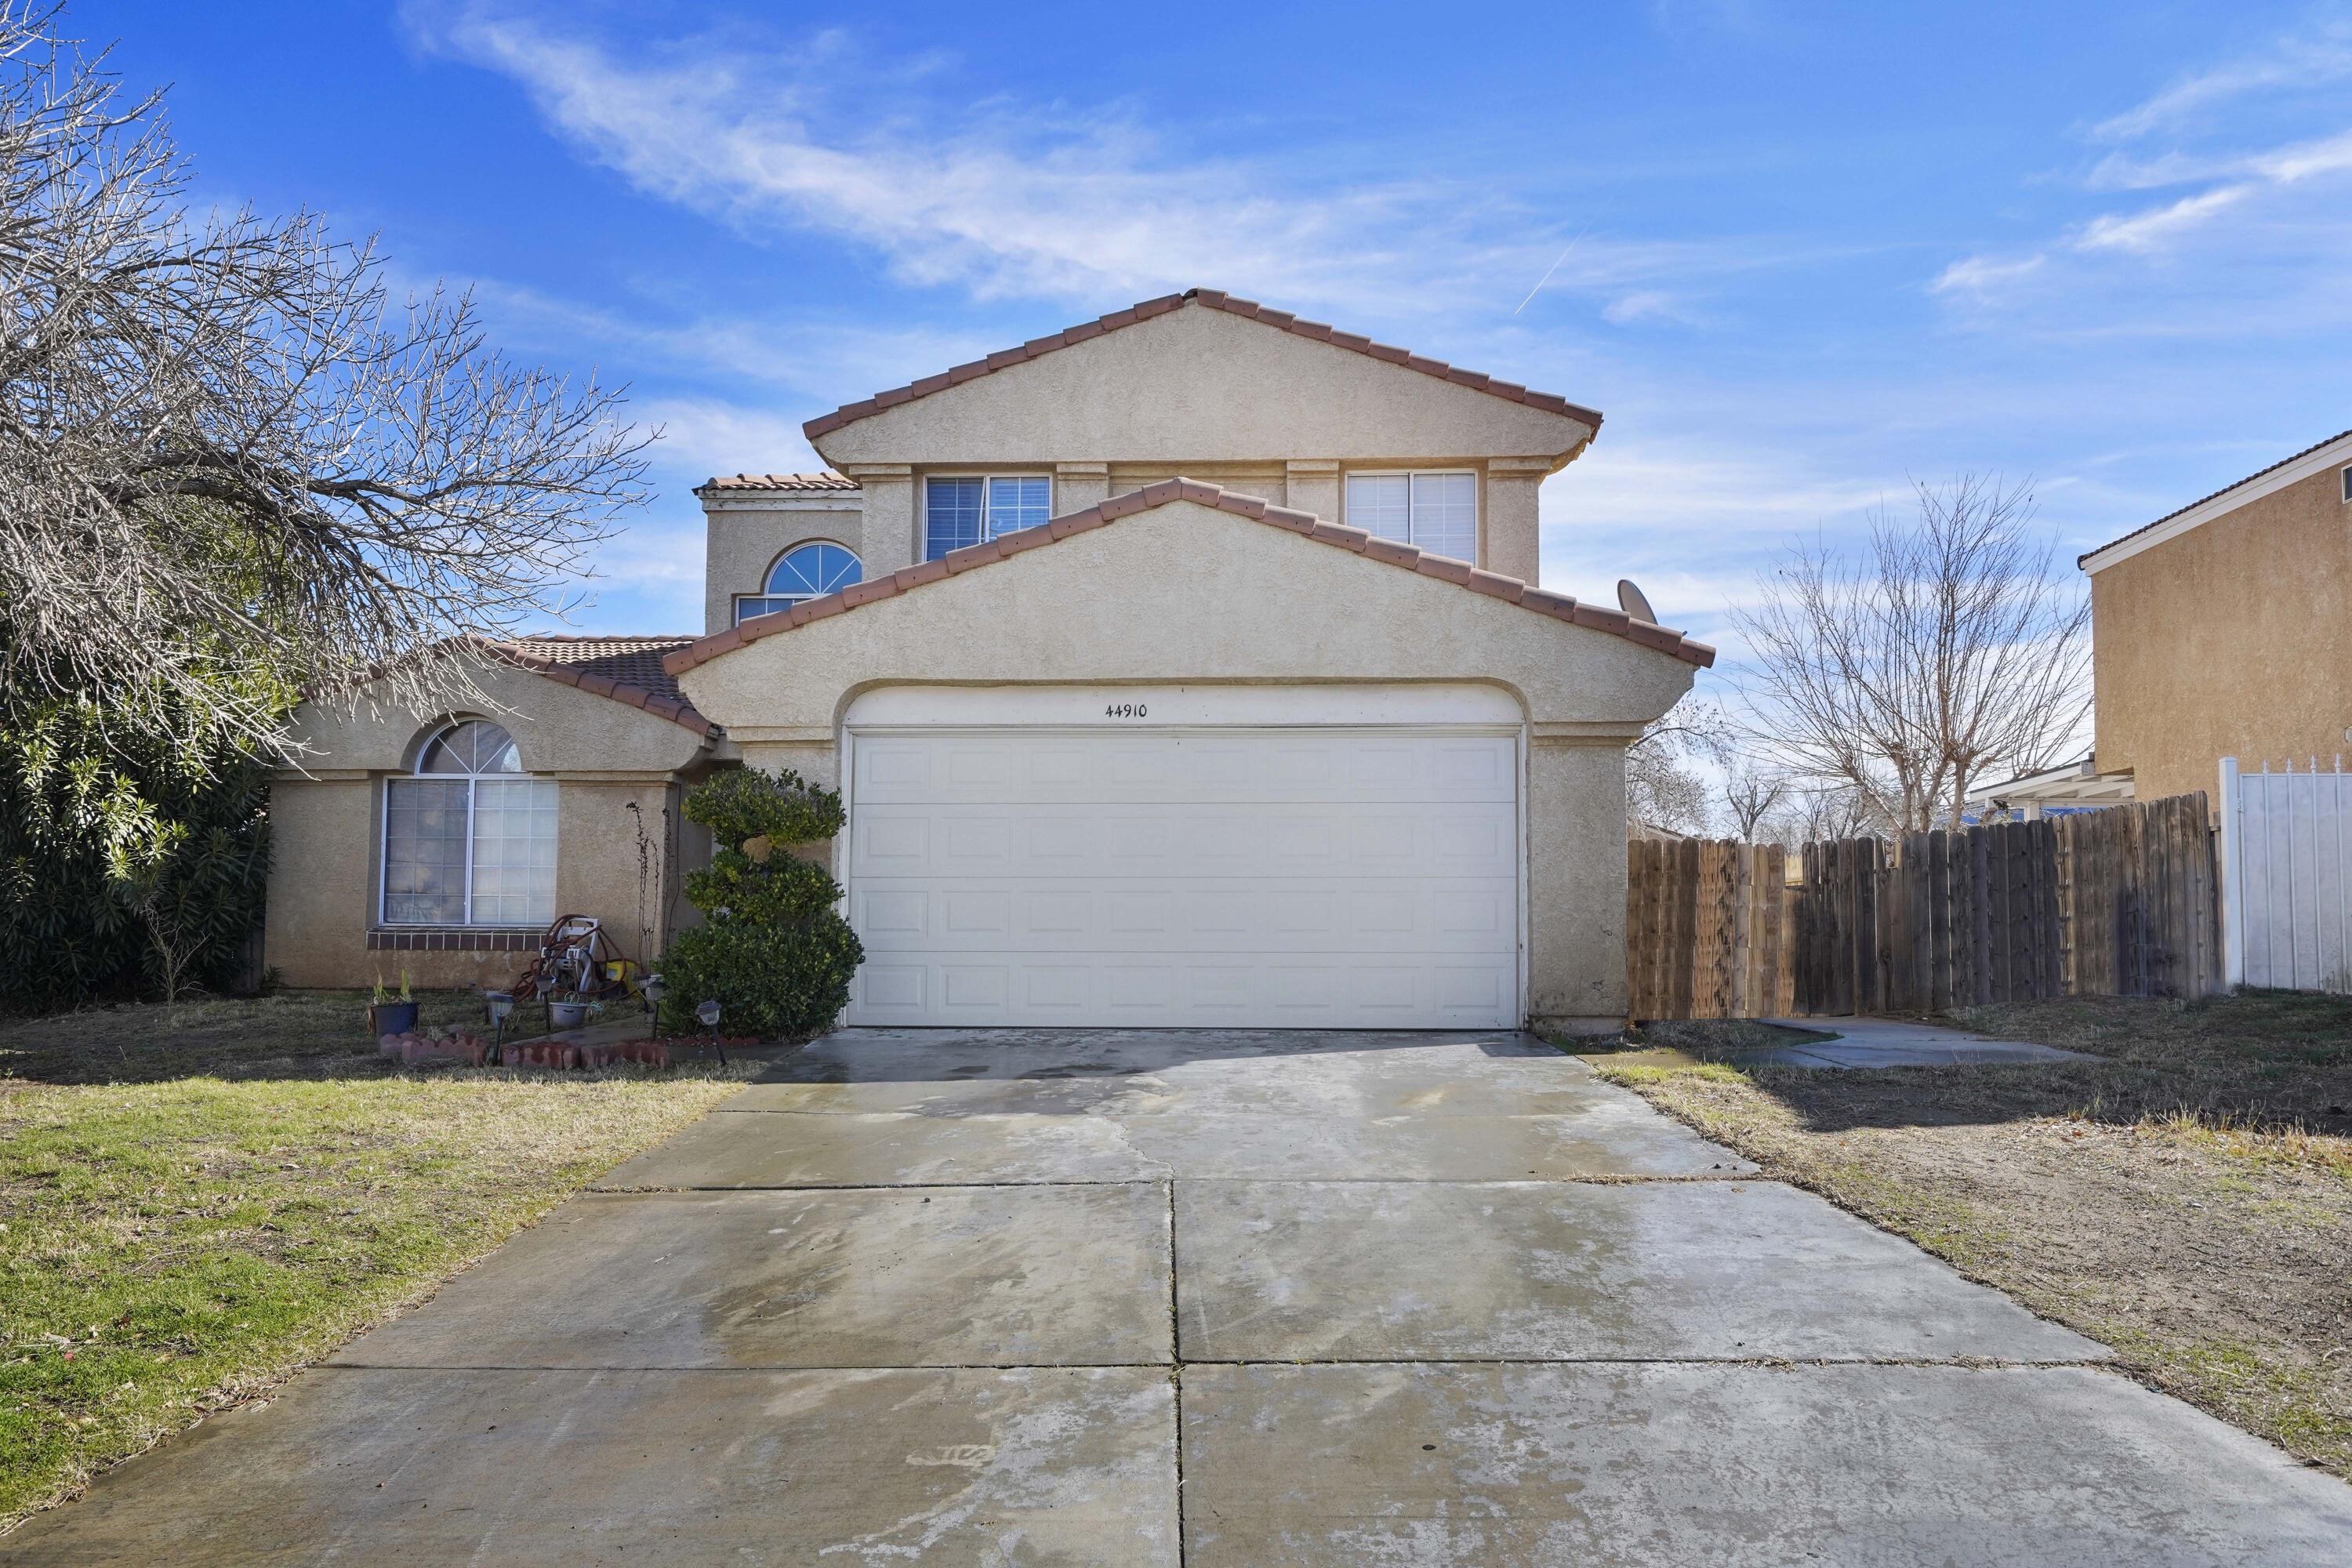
[1103,702,1149,719]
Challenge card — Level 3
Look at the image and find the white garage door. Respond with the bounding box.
[842,685,1521,1028]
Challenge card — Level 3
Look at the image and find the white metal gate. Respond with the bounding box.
[2219,757,2352,993]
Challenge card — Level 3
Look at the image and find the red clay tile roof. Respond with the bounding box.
[695,470,861,495]
[488,635,717,737]
[801,289,1604,443]
[662,478,1711,679]
[2078,426,2352,567]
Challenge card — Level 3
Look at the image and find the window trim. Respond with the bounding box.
[1341,468,1481,563]
[734,539,862,625]
[376,720,555,930]
[923,472,1054,561]
[2340,463,2350,505]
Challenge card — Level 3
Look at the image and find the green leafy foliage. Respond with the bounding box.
[0,677,278,1014]
[657,768,862,1039]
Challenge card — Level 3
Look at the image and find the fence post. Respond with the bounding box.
[2218,757,2244,989]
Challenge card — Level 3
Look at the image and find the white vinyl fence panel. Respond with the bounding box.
[2219,757,2352,993]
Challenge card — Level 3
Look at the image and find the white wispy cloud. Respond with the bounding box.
[2091,20,2352,141]
[407,2,1775,322]
[1929,252,2045,296]
[635,397,823,480]
[1931,21,2352,322]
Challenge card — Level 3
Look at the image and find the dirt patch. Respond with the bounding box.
[1582,992,2352,1478]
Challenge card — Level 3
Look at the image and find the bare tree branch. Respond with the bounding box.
[1730,475,2091,833]
[0,2,652,748]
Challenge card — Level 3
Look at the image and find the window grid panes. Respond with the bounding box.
[1345,470,1479,563]
[736,542,862,625]
[381,722,557,927]
[924,475,1052,561]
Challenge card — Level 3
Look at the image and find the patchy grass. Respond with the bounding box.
[0,993,746,1531]
[1579,991,2352,1480]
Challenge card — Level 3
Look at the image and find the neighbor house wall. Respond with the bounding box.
[2091,459,2352,802]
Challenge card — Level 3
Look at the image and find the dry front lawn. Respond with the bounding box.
[0,992,745,1532]
[1583,991,2352,1479]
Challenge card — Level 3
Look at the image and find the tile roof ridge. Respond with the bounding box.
[802,289,1602,442]
[663,477,1711,679]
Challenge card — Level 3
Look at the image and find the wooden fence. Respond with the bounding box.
[1624,840,1795,1019]
[2220,758,2352,993]
[1625,793,2221,1020]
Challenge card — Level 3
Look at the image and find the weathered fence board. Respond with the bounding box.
[1624,840,1793,1019]
[1628,793,2222,1020]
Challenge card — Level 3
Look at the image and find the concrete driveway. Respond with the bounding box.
[9,1029,2350,1566]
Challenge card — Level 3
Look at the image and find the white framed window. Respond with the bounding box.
[735,540,861,624]
[1344,470,1479,563]
[2340,463,2350,505]
[925,474,1051,561]
[380,720,557,927]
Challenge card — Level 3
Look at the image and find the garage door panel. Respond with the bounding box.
[854,879,1515,954]
[849,954,1522,1029]
[846,725,1519,1027]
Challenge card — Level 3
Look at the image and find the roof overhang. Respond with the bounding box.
[1963,755,2136,807]
[2080,429,2352,575]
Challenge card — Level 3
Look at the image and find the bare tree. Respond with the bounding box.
[1733,476,2089,833]
[1719,763,1788,840]
[0,4,650,745]
[1627,699,1729,839]
[1756,781,1882,849]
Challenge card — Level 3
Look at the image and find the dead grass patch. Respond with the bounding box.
[1582,992,2352,1479]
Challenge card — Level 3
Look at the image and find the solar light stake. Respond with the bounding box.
[642,973,668,1041]
[696,998,727,1067]
[483,991,515,1067]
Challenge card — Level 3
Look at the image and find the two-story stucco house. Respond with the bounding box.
[264,289,1713,1033]
[2004,427,2352,811]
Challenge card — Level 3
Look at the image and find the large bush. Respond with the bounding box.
[656,768,862,1039]
[0,693,273,1013]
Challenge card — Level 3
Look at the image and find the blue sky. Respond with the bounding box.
[102,0,2352,652]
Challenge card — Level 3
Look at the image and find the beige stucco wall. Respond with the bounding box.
[814,305,1595,466]
[2092,461,2352,802]
[266,657,715,989]
[813,303,1591,586]
[702,503,863,633]
[682,499,1698,1025]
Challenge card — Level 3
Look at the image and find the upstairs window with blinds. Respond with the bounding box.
[1344,471,1478,563]
[925,475,1052,561]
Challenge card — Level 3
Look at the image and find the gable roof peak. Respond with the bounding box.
[802,289,1603,443]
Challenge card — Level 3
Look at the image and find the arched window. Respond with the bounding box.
[735,542,861,624]
[381,720,558,927]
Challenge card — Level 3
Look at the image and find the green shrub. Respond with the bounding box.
[1,694,274,1013]
[656,768,862,1039]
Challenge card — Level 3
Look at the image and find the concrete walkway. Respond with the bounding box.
[1730,1016,2101,1069]
[7,1029,2347,1565]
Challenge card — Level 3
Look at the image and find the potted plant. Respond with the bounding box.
[547,993,603,1032]
[368,970,419,1039]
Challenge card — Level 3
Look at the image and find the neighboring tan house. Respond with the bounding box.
[266,288,1714,1033]
[2073,427,2352,805]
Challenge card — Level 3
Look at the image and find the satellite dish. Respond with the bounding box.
[1616,579,1657,623]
